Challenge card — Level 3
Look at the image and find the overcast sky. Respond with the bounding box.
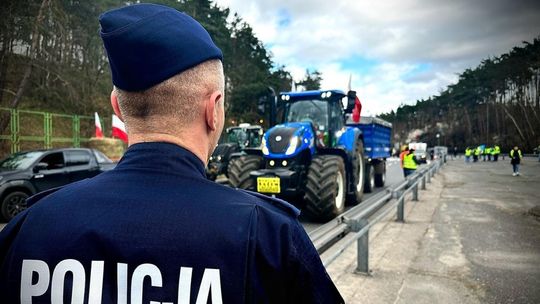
[214,0,540,114]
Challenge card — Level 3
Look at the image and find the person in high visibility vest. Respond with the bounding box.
[464,147,472,163]
[486,147,492,161]
[473,146,480,162]
[402,148,418,177]
[399,145,409,169]
[510,146,523,176]
[491,145,501,161]
[493,144,500,161]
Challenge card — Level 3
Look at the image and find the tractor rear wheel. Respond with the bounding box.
[364,164,375,193]
[374,161,386,187]
[227,155,262,189]
[347,141,365,205]
[304,155,346,222]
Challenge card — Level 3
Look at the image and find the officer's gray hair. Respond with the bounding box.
[114,59,224,131]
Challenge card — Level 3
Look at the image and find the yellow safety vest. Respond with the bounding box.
[403,153,417,170]
[465,148,471,156]
[494,146,500,154]
[510,149,522,158]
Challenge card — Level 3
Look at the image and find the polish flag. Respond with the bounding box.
[94,112,103,138]
[112,114,128,143]
[352,96,362,123]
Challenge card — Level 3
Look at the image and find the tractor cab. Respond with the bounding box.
[224,124,263,149]
[275,90,350,151]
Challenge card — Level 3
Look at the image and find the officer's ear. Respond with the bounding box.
[205,90,223,131]
[110,90,124,122]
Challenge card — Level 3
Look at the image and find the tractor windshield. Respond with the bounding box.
[245,128,262,148]
[226,128,262,148]
[285,99,328,131]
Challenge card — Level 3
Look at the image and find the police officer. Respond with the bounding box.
[0,4,343,303]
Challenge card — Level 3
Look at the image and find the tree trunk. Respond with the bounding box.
[0,0,50,133]
[503,104,526,143]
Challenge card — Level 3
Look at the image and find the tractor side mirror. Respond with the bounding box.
[345,90,357,113]
[33,162,48,173]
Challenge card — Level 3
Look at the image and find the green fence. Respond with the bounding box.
[0,108,105,156]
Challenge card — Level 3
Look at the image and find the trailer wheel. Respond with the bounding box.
[364,164,375,193]
[374,161,386,187]
[304,155,346,221]
[347,141,365,205]
[227,155,261,189]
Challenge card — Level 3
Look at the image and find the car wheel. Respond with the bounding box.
[1,191,30,221]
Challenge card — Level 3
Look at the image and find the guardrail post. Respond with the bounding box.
[421,175,426,190]
[396,192,405,222]
[352,219,370,275]
[412,184,419,201]
[427,170,431,183]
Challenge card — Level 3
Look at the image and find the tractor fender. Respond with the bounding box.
[338,127,363,159]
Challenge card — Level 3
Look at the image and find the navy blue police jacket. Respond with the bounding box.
[0,142,343,303]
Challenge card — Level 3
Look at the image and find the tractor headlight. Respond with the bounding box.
[262,137,269,155]
[217,155,222,161]
[285,136,300,155]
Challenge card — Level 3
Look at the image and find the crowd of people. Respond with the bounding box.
[464,144,526,176]
[401,143,530,177]
[463,145,501,162]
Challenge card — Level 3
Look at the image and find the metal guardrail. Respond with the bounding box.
[308,159,444,274]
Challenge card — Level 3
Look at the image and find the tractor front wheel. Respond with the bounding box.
[227,155,262,189]
[304,155,346,222]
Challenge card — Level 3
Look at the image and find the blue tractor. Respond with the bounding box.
[227,90,391,221]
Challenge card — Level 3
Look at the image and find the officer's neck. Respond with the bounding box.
[128,132,209,165]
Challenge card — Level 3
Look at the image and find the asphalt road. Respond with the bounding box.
[439,157,540,303]
[325,157,540,303]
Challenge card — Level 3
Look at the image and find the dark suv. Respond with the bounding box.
[0,148,116,221]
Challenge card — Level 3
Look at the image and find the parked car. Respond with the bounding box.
[0,148,115,221]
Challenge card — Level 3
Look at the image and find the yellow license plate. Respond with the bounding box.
[257,177,281,194]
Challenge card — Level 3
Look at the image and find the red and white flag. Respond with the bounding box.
[94,112,103,138]
[112,114,128,143]
[352,96,362,123]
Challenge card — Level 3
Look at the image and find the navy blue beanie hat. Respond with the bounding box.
[99,3,223,92]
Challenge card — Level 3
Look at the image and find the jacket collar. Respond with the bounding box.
[115,142,206,178]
